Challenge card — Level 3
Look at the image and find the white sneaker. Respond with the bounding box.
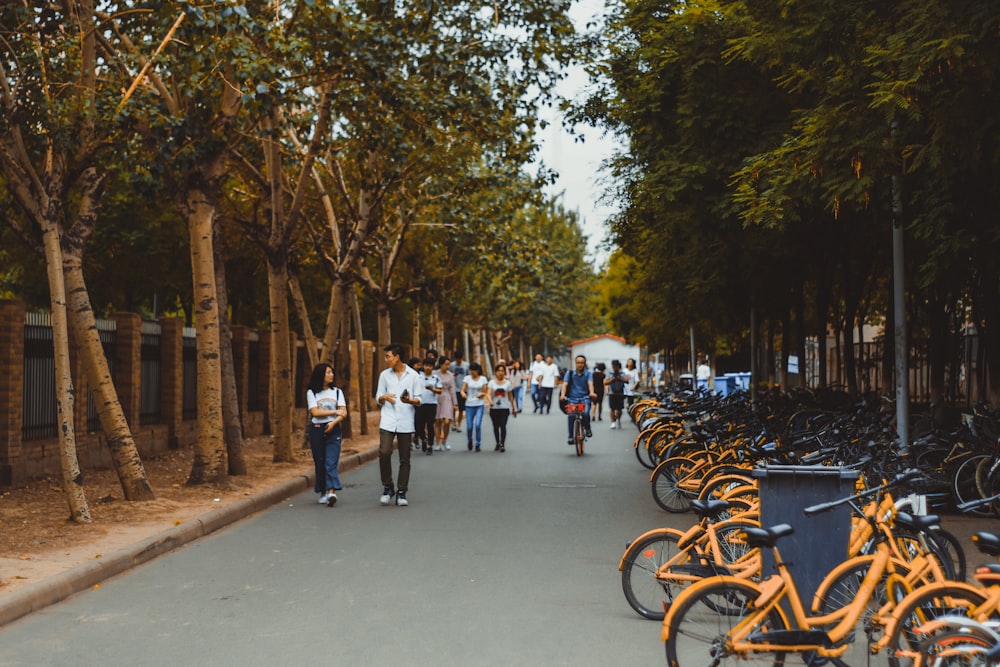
[379,487,394,505]
[610,422,617,430]
[444,443,451,451]
[318,493,330,504]
[434,444,442,451]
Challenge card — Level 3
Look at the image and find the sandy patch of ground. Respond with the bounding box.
[0,420,379,596]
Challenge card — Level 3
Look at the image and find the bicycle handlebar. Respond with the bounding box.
[956,490,1000,512]
[803,468,921,516]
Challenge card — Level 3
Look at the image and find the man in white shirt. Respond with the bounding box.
[529,353,545,413]
[374,343,423,506]
[624,358,640,424]
[537,355,560,414]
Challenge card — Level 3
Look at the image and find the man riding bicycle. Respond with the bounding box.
[559,355,596,445]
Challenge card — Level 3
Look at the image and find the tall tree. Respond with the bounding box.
[0,1,153,508]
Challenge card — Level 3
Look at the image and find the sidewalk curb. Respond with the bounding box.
[0,445,379,629]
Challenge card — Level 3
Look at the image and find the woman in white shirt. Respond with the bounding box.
[306,363,348,506]
[487,363,517,452]
[461,362,489,452]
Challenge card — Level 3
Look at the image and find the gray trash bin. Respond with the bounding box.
[751,465,860,604]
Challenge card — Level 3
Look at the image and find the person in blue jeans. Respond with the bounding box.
[559,355,596,445]
[461,362,488,451]
[305,363,348,506]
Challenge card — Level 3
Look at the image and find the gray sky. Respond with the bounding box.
[532,0,623,267]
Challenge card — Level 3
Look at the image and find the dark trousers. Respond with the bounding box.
[539,387,554,413]
[489,408,510,446]
[415,403,437,449]
[378,429,412,492]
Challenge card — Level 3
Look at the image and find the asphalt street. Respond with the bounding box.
[0,409,673,666]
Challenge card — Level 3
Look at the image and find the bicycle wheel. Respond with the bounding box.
[918,628,996,666]
[952,455,992,516]
[928,527,967,582]
[664,578,785,667]
[697,474,756,502]
[883,585,993,667]
[974,456,1000,515]
[651,463,695,513]
[815,558,900,659]
[574,418,585,456]
[621,530,691,620]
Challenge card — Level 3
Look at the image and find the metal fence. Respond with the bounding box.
[22,313,58,441]
[140,321,161,425]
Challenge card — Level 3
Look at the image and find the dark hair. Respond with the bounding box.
[409,357,421,368]
[611,359,621,368]
[426,348,438,358]
[384,343,404,357]
[495,363,506,372]
[307,363,334,395]
[468,362,482,373]
[423,357,436,366]
[437,356,450,365]
[596,362,606,371]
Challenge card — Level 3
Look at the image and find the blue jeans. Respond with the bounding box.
[465,405,485,448]
[512,385,525,412]
[309,423,343,493]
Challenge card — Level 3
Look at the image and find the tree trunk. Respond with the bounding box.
[267,253,295,462]
[352,287,369,433]
[63,254,155,499]
[213,232,247,476]
[288,268,318,370]
[377,301,392,350]
[843,296,859,397]
[41,217,91,522]
[183,180,227,485]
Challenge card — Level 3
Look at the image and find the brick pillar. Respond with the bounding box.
[257,329,271,435]
[110,312,142,430]
[159,317,184,448]
[0,300,26,486]
[231,325,250,419]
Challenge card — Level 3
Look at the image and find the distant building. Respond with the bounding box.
[568,334,642,373]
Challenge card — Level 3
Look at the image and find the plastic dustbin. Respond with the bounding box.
[714,376,734,397]
[751,465,859,604]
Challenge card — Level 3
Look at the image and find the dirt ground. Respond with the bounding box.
[0,419,379,596]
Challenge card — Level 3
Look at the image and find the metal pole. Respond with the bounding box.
[689,326,696,375]
[750,306,757,402]
[892,148,910,454]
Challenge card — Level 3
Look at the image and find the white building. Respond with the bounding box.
[568,334,642,374]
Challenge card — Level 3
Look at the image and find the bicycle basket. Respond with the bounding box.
[564,401,586,414]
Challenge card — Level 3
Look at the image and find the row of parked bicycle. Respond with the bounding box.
[618,388,1000,666]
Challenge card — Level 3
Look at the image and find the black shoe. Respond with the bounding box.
[475,446,481,452]
[467,441,473,451]
[495,444,501,451]
[425,447,432,455]
[567,438,574,445]
[327,493,338,507]
[500,445,506,452]
[586,430,593,438]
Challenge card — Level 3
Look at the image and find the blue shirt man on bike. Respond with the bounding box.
[559,355,596,444]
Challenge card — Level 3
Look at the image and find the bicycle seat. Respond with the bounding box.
[973,563,1000,585]
[690,499,731,520]
[741,524,794,549]
[972,532,1000,557]
[895,511,940,532]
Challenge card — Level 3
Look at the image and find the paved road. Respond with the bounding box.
[0,411,673,666]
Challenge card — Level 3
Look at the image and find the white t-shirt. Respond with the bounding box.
[625,368,639,397]
[376,365,424,433]
[417,373,440,405]
[538,362,560,389]
[462,375,489,407]
[488,379,514,411]
[529,360,545,385]
[307,387,346,424]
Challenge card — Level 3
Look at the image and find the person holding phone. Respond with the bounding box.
[375,343,423,506]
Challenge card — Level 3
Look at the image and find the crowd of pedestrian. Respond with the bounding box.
[307,344,644,509]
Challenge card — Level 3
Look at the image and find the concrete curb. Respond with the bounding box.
[0,445,380,629]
